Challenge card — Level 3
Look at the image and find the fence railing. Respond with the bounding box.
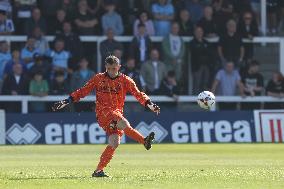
[0,95,282,114]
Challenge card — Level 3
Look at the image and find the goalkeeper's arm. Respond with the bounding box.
[52,96,74,111]
[145,100,160,115]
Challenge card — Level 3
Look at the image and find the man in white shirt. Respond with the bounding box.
[162,22,185,81]
[141,49,167,94]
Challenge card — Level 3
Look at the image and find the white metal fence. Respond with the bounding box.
[0,95,282,114]
[0,35,283,113]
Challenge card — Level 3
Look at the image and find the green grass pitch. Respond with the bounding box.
[0,144,284,189]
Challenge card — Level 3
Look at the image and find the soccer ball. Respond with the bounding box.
[197,91,216,110]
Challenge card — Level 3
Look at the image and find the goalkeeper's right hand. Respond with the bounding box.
[145,100,160,115]
[52,97,72,111]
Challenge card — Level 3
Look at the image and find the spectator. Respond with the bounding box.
[197,6,218,38]
[21,36,40,69]
[74,0,99,35]
[38,0,61,34]
[218,19,245,68]
[211,0,234,35]
[101,1,124,35]
[29,71,49,112]
[3,50,26,78]
[141,48,167,94]
[157,70,179,99]
[118,0,147,35]
[279,0,284,34]
[56,21,84,70]
[250,0,261,27]
[14,0,37,34]
[53,9,67,34]
[0,41,12,81]
[24,7,47,35]
[61,0,77,20]
[161,22,185,81]
[70,58,94,112]
[32,26,50,56]
[3,63,29,96]
[49,70,70,95]
[265,71,284,109]
[0,10,14,35]
[241,60,264,110]
[157,70,180,110]
[87,0,104,16]
[113,48,124,66]
[49,39,71,77]
[190,27,213,95]
[100,28,123,67]
[1,63,29,112]
[211,61,245,110]
[177,9,194,36]
[266,0,278,35]
[151,0,174,36]
[29,53,51,80]
[238,11,259,60]
[70,58,94,91]
[120,57,146,91]
[129,23,152,68]
[231,0,252,17]
[133,10,155,36]
[184,0,204,24]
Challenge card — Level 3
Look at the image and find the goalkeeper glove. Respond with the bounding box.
[52,96,73,111]
[145,100,160,115]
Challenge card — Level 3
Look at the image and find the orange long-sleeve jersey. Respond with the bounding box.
[70,72,150,116]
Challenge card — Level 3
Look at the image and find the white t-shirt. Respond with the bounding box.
[14,75,20,84]
[169,34,181,57]
[152,61,159,89]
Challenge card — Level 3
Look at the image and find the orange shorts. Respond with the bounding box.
[96,110,124,137]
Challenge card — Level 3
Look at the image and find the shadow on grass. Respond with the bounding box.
[8,176,89,180]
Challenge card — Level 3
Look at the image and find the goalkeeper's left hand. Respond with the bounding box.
[146,100,160,115]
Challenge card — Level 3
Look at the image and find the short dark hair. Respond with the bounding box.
[55,70,65,77]
[55,38,65,43]
[34,71,43,76]
[249,60,260,67]
[167,70,176,78]
[0,10,6,15]
[105,55,120,65]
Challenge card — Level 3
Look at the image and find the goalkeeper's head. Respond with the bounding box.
[105,55,121,78]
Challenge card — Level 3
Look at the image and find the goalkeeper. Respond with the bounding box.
[52,55,160,177]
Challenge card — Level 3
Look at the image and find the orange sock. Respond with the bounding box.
[96,145,115,171]
[124,125,145,144]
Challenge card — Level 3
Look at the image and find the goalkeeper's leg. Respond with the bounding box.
[116,117,155,150]
[93,134,120,177]
[117,117,145,144]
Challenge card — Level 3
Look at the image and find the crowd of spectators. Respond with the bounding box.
[0,0,283,112]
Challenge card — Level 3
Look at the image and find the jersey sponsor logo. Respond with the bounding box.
[254,110,284,143]
[97,82,122,94]
[135,121,168,143]
[171,120,252,143]
[6,123,41,144]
